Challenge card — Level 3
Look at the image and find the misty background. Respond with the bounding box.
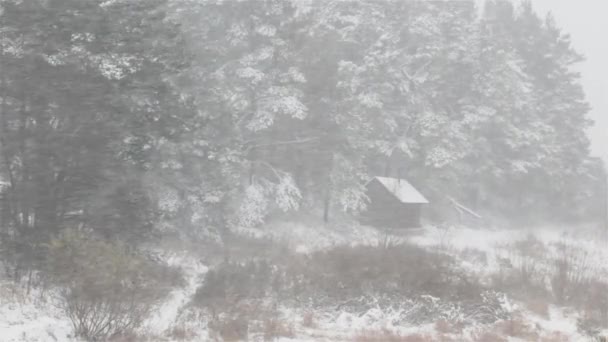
[0,0,607,341]
[528,0,607,161]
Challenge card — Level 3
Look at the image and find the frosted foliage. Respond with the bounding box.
[236,173,302,227]
[236,67,265,85]
[510,160,539,174]
[158,187,180,213]
[237,183,269,227]
[331,155,368,213]
[93,54,141,80]
[410,14,440,37]
[268,94,307,118]
[228,24,248,45]
[275,174,302,211]
[358,92,383,109]
[203,191,223,204]
[256,24,277,37]
[337,60,359,73]
[337,186,367,213]
[426,146,458,168]
[242,47,274,65]
[248,87,307,131]
[247,108,275,132]
[287,67,306,83]
[419,111,448,137]
[263,87,307,118]
[396,138,414,157]
[376,140,394,157]
[0,36,23,57]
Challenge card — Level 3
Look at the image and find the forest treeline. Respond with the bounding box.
[0,0,605,266]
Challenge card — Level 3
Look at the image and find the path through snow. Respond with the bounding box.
[142,252,208,335]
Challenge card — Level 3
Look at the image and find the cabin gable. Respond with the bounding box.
[361,177,427,229]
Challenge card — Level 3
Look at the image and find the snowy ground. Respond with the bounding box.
[1,222,606,341]
[0,252,209,342]
[0,284,74,342]
[141,251,209,336]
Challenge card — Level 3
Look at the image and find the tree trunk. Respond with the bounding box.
[323,189,330,223]
[384,156,391,177]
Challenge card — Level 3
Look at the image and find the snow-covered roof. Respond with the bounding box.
[373,176,429,204]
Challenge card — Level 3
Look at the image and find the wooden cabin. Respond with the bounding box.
[361,176,429,229]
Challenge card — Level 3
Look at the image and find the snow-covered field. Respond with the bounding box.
[233,222,607,341]
[1,223,607,341]
[0,285,73,342]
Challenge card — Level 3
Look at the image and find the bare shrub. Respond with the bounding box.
[462,291,512,324]
[208,314,249,342]
[215,234,289,264]
[539,331,570,342]
[435,319,463,334]
[473,316,539,341]
[473,331,508,342]
[510,234,546,285]
[526,298,550,318]
[263,317,295,340]
[354,329,432,342]
[495,315,539,340]
[193,242,482,307]
[551,241,593,303]
[46,230,177,341]
[193,260,294,340]
[105,332,144,342]
[577,280,608,335]
[300,243,482,301]
[459,248,488,267]
[194,243,487,329]
[577,310,607,338]
[515,254,541,285]
[167,325,198,341]
[301,311,316,328]
[192,260,277,313]
[492,242,550,302]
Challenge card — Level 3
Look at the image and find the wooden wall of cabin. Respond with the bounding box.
[361,180,422,228]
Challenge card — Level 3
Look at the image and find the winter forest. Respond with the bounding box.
[0,0,607,341]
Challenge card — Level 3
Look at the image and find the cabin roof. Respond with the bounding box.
[373,176,429,204]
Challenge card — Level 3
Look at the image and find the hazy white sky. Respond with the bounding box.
[522,0,607,160]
